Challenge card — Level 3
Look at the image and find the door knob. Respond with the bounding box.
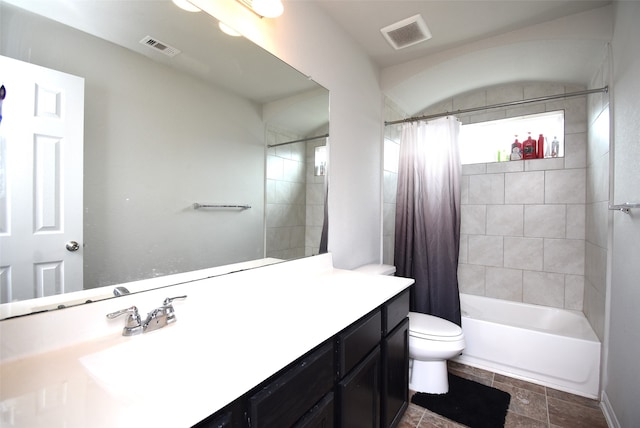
[66,241,80,252]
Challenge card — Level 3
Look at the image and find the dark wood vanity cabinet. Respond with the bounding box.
[381,318,409,428]
[381,291,410,428]
[192,288,410,428]
[248,341,335,428]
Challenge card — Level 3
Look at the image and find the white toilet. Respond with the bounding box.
[408,312,465,394]
[354,264,465,394]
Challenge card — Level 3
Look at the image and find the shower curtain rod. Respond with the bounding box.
[267,133,329,148]
[384,86,608,126]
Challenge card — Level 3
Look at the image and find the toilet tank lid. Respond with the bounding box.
[353,264,396,275]
[409,312,462,337]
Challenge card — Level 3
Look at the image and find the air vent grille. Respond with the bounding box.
[381,14,432,50]
[139,36,181,57]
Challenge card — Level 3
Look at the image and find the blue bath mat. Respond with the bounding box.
[411,373,511,428]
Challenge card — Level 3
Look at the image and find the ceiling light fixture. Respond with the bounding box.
[172,0,201,13]
[236,0,284,18]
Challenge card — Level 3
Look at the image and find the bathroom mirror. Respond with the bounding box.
[0,0,329,319]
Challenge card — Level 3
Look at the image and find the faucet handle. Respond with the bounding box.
[163,295,187,306]
[106,306,143,336]
[162,295,187,324]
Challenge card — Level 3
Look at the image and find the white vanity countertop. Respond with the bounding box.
[0,255,413,428]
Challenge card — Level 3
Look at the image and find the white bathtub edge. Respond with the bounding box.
[453,353,599,399]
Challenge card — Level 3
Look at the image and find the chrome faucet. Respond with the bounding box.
[107,295,187,336]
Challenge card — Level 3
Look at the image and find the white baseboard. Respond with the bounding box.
[601,391,620,428]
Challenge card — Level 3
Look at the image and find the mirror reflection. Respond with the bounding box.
[0,0,329,319]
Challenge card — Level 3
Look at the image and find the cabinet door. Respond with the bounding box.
[382,318,409,428]
[293,392,334,428]
[337,346,380,428]
[248,341,334,428]
[337,309,381,377]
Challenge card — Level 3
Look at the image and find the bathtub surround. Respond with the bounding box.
[395,117,462,325]
[386,82,590,313]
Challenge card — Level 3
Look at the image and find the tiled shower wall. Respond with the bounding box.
[384,82,591,312]
[266,126,328,260]
[304,124,329,257]
[266,128,307,260]
[584,49,611,341]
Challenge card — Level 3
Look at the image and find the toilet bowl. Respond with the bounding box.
[408,312,465,394]
[353,264,465,394]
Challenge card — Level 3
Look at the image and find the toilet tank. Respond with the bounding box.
[353,264,396,276]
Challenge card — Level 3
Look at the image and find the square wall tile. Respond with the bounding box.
[487,84,523,104]
[461,175,469,204]
[462,163,486,175]
[486,161,524,174]
[523,271,565,308]
[459,234,468,264]
[505,171,545,204]
[586,154,609,203]
[585,201,608,248]
[565,274,585,310]
[545,169,586,204]
[469,174,505,204]
[487,205,523,236]
[486,267,523,301]
[566,204,586,239]
[585,242,607,294]
[524,205,566,238]
[504,237,543,271]
[564,132,587,169]
[457,263,485,295]
[524,157,565,171]
[461,205,486,235]
[583,280,606,340]
[563,96,588,134]
[468,235,503,267]
[454,90,486,110]
[543,238,585,275]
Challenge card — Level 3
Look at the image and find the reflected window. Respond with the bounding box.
[314,146,327,176]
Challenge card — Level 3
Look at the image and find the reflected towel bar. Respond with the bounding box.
[193,203,251,210]
[608,203,640,214]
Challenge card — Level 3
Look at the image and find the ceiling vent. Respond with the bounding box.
[139,36,181,57]
[380,14,432,50]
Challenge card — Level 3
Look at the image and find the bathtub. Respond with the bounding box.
[454,293,601,399]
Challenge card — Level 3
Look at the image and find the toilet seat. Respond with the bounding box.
[409,312,463,342]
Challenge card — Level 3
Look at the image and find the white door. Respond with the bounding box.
[0,55,84,303]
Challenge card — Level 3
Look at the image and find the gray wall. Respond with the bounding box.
[603,1,640,426]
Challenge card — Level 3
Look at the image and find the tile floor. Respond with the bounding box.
[399,361,609,428]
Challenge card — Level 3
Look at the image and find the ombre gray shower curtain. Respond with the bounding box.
[394,116,462,326]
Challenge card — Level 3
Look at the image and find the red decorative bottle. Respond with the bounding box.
[522,132,536,159]
[537,134,545,159]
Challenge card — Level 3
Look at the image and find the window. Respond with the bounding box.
[459,111,564,165]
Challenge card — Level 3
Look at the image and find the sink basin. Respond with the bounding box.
[80,325,207,403]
